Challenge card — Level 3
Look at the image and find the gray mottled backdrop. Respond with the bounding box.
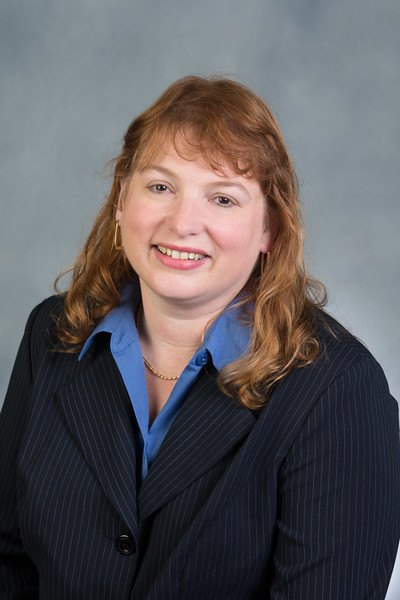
[1,0,399,595]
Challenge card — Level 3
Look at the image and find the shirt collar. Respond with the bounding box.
[78,284,140,360]
[201,303,251,371]
[79,285,251,369]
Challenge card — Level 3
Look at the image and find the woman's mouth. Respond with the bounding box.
[157,245,207,261]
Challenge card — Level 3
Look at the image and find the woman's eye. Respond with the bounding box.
[215,195,234,207]
[149,183,170,193]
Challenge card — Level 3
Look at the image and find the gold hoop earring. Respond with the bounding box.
[114,221,123,250]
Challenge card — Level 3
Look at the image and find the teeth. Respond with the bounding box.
[157,245,205,260]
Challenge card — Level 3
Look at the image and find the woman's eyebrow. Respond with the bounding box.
[208,181,251,197]
[140,165,175,177]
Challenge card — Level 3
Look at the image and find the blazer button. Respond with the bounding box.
[116,534,135,555]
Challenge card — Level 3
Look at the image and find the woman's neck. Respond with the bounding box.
[137,290,224,369]
[138,303,213,355]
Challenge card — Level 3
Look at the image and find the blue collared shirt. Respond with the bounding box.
[79,284,251,481]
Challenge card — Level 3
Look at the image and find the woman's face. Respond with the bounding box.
[116,141,274,315]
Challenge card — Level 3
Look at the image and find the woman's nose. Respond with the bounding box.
[166,196,204,236]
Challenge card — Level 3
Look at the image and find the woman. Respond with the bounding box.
[1,76,399,599]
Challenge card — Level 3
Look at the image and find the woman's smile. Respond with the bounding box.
[153,243,209,270]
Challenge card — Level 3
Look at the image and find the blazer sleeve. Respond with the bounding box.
[270,354,400,599]
[0,304,42,599]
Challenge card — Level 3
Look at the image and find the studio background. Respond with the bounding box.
[0,0,398,596]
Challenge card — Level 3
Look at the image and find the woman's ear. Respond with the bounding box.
[115,180,127,221]
[261,208,280,253]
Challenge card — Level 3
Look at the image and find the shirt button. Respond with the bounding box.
[195,353,208,366]
[116,534,135,555]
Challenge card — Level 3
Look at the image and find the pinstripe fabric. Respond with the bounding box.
[0,296,399,599]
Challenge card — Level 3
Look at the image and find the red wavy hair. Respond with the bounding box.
[55,75,326,408]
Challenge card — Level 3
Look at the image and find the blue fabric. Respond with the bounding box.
[79,284,251,480]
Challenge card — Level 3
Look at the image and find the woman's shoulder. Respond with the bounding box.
[257,308,397,461]
[314,307,376,363]
[22,294,66,352]
[296,307,393,405]
[26,293,65,329]
[262,306,393,421]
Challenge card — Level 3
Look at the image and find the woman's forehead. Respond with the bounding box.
[135,133,255,180]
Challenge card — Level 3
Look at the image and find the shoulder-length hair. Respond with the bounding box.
[55,75,326,409]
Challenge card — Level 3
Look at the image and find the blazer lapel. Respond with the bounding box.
[138,365,256,519]
[55,345,139,538]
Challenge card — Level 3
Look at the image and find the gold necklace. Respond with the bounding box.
[137,303,180,381]
[142,355,180,381]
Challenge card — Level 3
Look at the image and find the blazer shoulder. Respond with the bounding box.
[25,294,66,361]
[29,293,65,325]
[313,307,379,367]
[265,307,394,422]
[255,309,397,468]
[304,308,396,411]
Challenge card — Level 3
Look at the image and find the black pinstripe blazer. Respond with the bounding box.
[1,295,399,599]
